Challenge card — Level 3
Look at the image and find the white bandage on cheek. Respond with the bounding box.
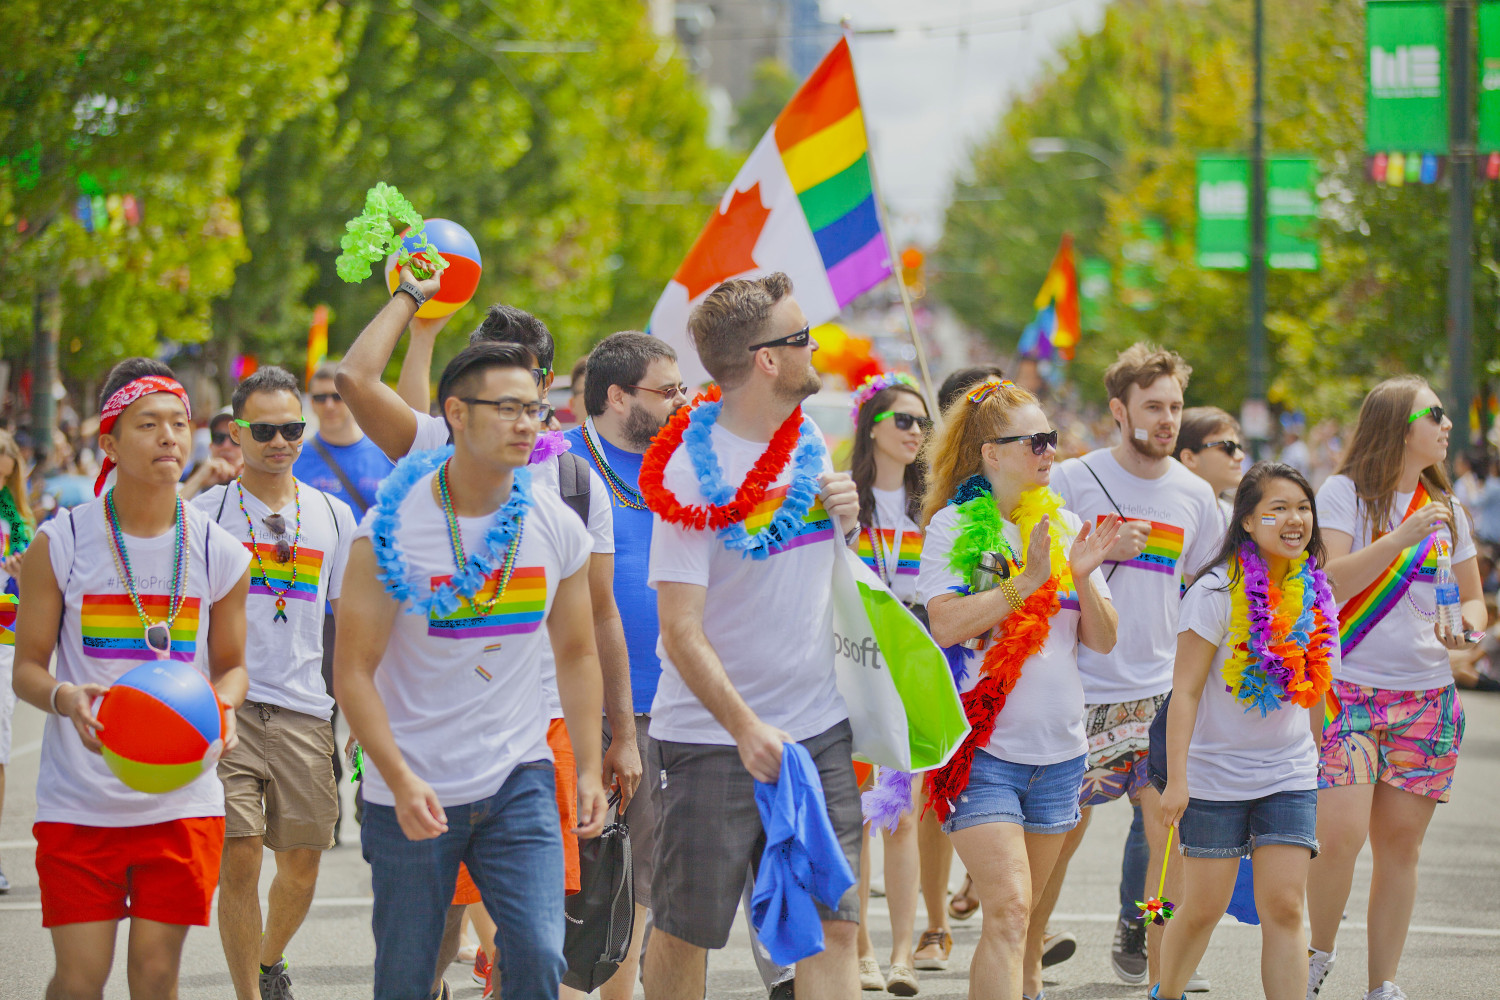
[1134,427,1149,441]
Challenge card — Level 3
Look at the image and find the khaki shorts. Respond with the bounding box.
[218,703,338,851]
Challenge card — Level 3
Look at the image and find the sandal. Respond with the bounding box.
[948,874,980,921]
[913,929,952,971]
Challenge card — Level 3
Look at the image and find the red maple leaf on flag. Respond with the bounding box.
[673,183,772,301]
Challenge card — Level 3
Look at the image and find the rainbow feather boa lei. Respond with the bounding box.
[369,447,532,618]
[947,474,1075,596]
[1222,542,1338,716]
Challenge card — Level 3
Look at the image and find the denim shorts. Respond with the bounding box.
[943,752,1087,835]
[1178,788,1319,859]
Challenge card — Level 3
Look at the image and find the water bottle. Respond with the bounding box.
[963,551,1009,650]
[1435,551,1463,638]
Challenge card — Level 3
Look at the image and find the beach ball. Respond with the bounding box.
[96,661,226,794]
[384,218,483,318]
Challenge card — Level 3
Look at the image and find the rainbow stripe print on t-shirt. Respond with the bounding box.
[856,528,922,577]
[744,485,834,554]
[246,543,323,603]
[1098,516,1184,576]
[80,593,202,662]
[427,565,547,639]
[1059,588,1080,613]
[0,592,16,645]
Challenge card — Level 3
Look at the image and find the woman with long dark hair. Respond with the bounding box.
[1155,463,1338,1000]
[847,372,929,995]
[1307,376,1481,1000]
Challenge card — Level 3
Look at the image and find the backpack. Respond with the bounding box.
[557,450,592,524]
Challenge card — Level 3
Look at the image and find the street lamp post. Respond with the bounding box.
[1248,0,1268,460]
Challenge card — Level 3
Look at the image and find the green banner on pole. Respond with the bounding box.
[1480,2,1500,152]
[1197,156,1249,270]
[1197,155,1319,271]
[1366,0,1449,153]
[1079,256,1110,331]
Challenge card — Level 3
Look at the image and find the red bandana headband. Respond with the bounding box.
[94,375,192,495]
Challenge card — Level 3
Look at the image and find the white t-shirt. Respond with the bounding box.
[647,418,849,744]
[36,499,251,827]
[411,408,612,717]
[1052,450,1222,702]
[918,505,1108,765]
[194,481,356,719]
[857,486,923,605]
[353,470,591,808]
[1177,567,1329,800]
[1316,474,1476,691]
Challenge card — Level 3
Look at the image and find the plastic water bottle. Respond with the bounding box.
[1435,551,1463,638]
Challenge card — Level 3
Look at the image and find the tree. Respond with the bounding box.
[732,59,798,151]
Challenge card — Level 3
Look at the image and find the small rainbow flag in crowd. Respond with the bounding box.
[306,304,329,388]
[649,37,893,387]
[1017,234,1081,362]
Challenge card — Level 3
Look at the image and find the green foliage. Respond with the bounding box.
[732,60,798,151]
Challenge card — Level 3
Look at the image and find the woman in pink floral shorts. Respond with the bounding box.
[1310,377,1478,1000]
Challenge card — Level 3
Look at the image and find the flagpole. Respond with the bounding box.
[843,20,938,410]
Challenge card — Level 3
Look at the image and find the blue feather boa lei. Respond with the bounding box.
[683,400,827,560]
[369,446,532,617]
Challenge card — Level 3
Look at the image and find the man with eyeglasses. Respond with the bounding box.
[1030,343,1223,993]
[193,366,357,1000]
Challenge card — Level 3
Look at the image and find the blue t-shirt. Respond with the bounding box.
[565,424,660,712]
[293,434,394,521]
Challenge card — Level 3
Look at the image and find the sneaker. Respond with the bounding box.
[1041,930,1076,968]
[885,963,918,997]
[1306,946,1336,999]
[769,979,795,1000]
[1364,983,1408,1000]
[481,963,494,999]
[472,949,491,986]
[1185,966,1211,992]
[1110,916,1148,985]
[258,957,294,1000]
[913,929,952,971]
[859,957,886,991]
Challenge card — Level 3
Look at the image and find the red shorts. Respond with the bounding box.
[453,862,481,906]
[34,817,225,927]
[549,718,580,895]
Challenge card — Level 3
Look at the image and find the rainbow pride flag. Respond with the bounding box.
[649,38,892,387]
[0,593,16,646]
[80,593,202,662]
[427,565,547,639]
[1017,234,1081,362]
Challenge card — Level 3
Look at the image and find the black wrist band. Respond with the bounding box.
[396,279,427,310]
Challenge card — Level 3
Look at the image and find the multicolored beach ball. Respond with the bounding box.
[96,661,225,794]
[383,217,483,318]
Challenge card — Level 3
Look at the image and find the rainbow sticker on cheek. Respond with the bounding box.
[1261,515,1277,525]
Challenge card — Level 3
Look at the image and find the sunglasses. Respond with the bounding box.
[628,383,690,400]
[262,514,292,563]
[462,397,555,423]
[1199,439,1243,458]
[747,325,811,352]
[531,367,552,385]
[210,431,238,447]
[991,429,1058,455]
[310,392,342,405]
[1409,405,1446,425]
[234,419,307,443]
[874,411,933,433]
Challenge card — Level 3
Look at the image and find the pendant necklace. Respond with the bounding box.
[104,489,188,659]
[238,481,301,623]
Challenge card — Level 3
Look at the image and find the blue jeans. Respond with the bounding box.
[1118,800,1147,921]
[942,752,1087,834]
[1178,788,1320,859]
[361,761,565,999]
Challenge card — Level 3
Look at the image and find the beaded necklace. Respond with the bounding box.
[437,459,524,615]
[237,480,301,624]
[104,489,188,660]
[581,419,646,510]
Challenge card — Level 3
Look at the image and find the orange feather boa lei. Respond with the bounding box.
[923,578,1062,822]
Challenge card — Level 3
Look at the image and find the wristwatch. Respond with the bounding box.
[395,278,428,310]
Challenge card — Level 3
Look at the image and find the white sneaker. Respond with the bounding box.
[1306,946,1335,999]
[1364,983,1408,1000]
[1184,966,1211,992]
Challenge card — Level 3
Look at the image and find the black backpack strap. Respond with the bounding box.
[215,483,231,523]
[320,487,340,539]
[310,436,371,517]
[1078,459,1126,581]
[557,451,591,524]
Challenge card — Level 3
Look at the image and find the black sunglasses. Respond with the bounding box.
[262,514,292,563]
[531,368,551,385]
[747,325,811,352]
[210,431,237,446]
[1409,405,1445,426]
[1199,439,1243,458]
[310,392,342,404]
[234,419,307,443]
[875,411,933,433]
[628,383,690,400]
[991,429,1058,456]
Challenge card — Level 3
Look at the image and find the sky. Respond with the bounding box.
[838,0,1110,245]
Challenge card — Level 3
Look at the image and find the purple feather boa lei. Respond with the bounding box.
[529,431,571,464]
[861,767,914,834]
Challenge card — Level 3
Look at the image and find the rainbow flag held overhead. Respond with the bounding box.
[1017,234,1081,362]
[306,304,329,389]
[649,38,892,387]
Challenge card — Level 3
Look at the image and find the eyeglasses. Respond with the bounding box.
[310,392,342,405]
[461,397,555,423]
[234,419,307,443]
[628,383,690,400]
[747,325,812,352]
[874,411,933,433]
[1409,405,1446,425]
[991,429,1058,456]
[262,513,292,563]
[1199,439,1243,458]
[531,368,551,385]
[210,431,238,447]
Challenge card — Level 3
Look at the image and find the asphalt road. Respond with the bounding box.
[3,692,1498,999]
